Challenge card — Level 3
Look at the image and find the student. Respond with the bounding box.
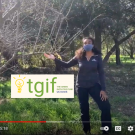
[44,37,112,135]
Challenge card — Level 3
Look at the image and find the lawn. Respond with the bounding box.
[107,55,135,63]
[0,57,135,135]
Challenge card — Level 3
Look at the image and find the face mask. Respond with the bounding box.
[83,44,93,51]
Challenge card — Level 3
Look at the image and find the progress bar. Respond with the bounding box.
[0,121,46,123]
[0,121,135,123]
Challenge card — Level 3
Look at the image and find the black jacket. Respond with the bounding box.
[54,55,106,91]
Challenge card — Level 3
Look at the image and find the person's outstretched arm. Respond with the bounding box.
[97,55,106,91]
[54,56,78,68]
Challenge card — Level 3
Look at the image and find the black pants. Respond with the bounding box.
[76,83,112,133]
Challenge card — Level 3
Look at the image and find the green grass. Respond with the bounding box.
[107,55,135,63]
[0,80,135,134]
[0,56,135,135]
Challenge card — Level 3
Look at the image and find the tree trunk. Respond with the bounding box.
[115,39,121,65]
[115,44,121,65]
[130,51,134,59]
[103,45,116,64]
[106,44,109,55]
[103,30,135,64]
[129,45,134,59]
[94,27,102,51]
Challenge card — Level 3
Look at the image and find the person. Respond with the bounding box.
[44,37,112,135]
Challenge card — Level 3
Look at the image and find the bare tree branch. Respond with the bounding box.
[0,0,20,29]
[0,51,18,74]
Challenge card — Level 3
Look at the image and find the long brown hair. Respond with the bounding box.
[75,37,101,60]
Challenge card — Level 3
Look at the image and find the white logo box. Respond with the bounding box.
[11,74,74,98]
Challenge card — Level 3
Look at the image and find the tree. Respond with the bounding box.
[0,0,66,74]
[124,35,135,59]
[103,30,135,63]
